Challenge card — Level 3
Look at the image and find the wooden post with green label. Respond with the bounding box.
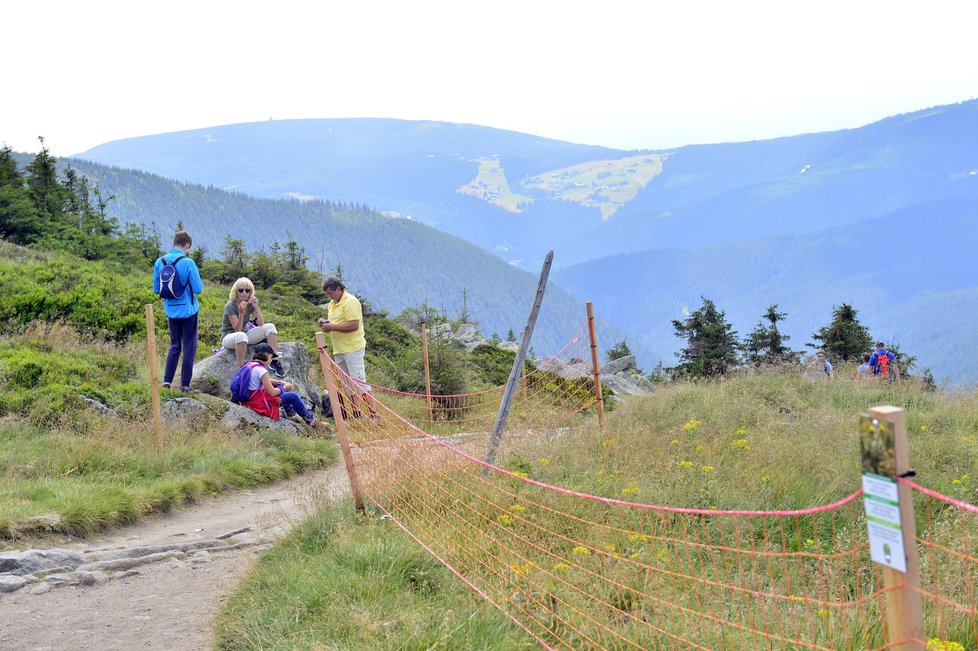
[860,406,923,649]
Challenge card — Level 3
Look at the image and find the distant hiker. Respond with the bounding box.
[221,278,285,377]
[152,230,203,392]
[856,352,873,380]
[317,276,379,420]
[869,342,896,380]
[805,350,833,380]
[236,343,326,430]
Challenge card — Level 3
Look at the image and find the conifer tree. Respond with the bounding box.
[743,304,798,367]
[809,303,872,362]
[606,340,632,362]
[671,297,740,378]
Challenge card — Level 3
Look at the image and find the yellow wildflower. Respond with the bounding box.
[657,549,670,562]
[927,639,965,651]
[761,475,772,482]
[817,608,829,618]
[512,471,529,478]
[919,425,929,432]
[683,419,701,431]
[621,483,640,497]
[731,438,749,450]
[595,469,605,476]
[735,427,747,435]
[537,458,550,465]
[679,460,694,469]
[553,562,570,572]
[572,546,591,556]
[496,514,514,526]
[628,534,648,543]
[670,439,679,445]
[695,444,707,452]
[602,438,616,448]
[510,504,526,513]
[701,465,715,473]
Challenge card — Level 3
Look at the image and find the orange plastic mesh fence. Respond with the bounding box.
[900,479,978,649]
[317,329,977,650]
[350,323,600,446]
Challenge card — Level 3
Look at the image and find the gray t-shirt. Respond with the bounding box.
[222,300,255,337]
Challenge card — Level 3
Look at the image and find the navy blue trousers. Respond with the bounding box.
[164,313,199,388]
[280,391,315,423]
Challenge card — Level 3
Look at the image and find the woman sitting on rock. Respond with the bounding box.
[237,344,327,430]
[221,277,285,376]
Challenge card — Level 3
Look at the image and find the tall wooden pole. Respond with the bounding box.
[421,322,433,423]
[870,405,923,650]
[144,304,162,451]
[586,301,605,431]
[317,332,365,512]
[485,251,553,469]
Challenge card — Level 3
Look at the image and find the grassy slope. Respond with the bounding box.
[215,371,978,648]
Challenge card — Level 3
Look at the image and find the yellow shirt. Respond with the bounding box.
[327,290,366,355]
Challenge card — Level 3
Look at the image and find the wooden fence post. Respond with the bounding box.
[145,304,162,451]
[586,301,604,431]
[869,405,924,650]
[316,332,365,512]
[421,322,433,423]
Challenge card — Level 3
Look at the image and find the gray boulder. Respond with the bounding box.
[161,397,210,421]
[0,575,28,593]
[536,358,591,381]
[192,341,321,410]
[0,548,85,576]
[601,355,637,376]
[221,403,304,435]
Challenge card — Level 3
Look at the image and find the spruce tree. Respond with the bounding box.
[810,303,872,362]
[672,297,740,378]
[743,304,798,367]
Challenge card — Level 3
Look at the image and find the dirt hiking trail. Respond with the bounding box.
[0,461,349,651]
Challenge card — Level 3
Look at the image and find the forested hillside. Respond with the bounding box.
[60,158,637,358]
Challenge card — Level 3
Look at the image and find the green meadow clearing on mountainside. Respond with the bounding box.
[215,371,978,649]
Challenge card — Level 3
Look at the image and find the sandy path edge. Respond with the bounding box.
[0,461,350,651]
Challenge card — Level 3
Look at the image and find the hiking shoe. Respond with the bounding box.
[162,383,172,390]
[269,359,286,378]
[308,418,329,430]
[181,386,200,394]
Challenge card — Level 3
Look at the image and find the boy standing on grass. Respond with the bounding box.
[153,230,203,392]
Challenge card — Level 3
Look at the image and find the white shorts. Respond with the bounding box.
[334,348,371,394]
[222,323,277,349]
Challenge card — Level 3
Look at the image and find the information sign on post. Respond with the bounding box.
[859,415,906,571]
[859,415,907,572]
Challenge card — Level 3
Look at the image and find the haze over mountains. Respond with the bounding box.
[75,100,978,383]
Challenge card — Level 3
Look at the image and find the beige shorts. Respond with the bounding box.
[222,323,277,349]
[334,348,371,394]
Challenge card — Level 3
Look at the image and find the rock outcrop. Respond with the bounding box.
[192,341,321,410]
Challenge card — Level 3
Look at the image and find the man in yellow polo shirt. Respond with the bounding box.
[317,276,378,419]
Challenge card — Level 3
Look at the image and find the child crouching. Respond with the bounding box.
[237,343,327,430]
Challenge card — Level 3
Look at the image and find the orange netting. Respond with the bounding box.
[316,325,978,650]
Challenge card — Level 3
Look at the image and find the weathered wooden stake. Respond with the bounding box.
[421,322,433,423]
[586,301,604,431]
[484,251,553,470]
[144,304,162,451]
[871,405,923,650]
[316,332,365,512]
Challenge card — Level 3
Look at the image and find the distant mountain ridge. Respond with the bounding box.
[73,99,978,382]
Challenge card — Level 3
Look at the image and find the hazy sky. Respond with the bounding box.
[5,0,977,157]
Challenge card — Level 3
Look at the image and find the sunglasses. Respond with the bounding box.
[237,288,252,294]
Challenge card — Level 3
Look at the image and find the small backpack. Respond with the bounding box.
[158,254,187,300]
[878,353,890,379]
[230,362,260,403]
